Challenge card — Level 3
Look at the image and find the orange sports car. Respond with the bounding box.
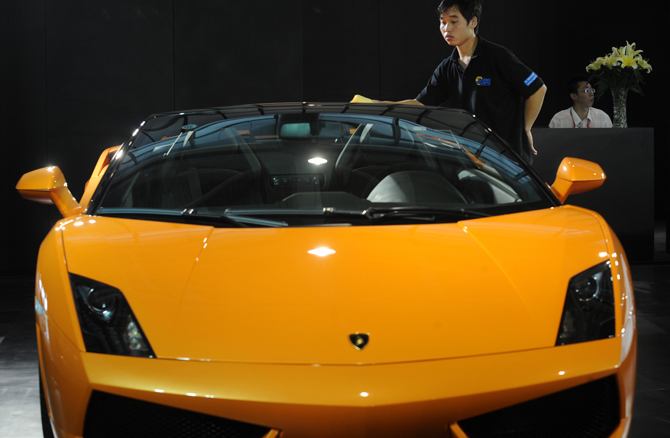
[17,103,636,438]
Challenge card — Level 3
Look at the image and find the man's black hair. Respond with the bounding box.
[437,0,482,35]
[566,75,589,96]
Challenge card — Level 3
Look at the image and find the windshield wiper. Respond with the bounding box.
[218,206,490,224]
[96,208,287,228]
[183,209,288,227]
[324,206,491,221]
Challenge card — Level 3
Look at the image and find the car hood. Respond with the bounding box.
[64,206,609,365]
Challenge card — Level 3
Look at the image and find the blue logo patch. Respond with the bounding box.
[524,72,538,86]
[475,76,491,86]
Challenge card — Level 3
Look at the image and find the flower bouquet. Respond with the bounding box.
[586,42,652,127]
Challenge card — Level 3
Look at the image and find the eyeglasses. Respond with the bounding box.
[581,87,596,94]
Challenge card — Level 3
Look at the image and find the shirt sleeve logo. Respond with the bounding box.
[524,72,538,86]
[475,76,491,86]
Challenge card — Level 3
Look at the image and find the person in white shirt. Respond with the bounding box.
[549,75,612,128]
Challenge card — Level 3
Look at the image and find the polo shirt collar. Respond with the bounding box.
[449,36,487,62]
[472,36,486,59]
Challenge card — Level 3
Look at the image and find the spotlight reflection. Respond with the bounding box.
[308,247,336,257]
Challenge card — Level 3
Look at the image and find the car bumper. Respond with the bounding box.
[39,315,636,438]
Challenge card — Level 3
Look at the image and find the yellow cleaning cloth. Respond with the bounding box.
[351,94,373,103]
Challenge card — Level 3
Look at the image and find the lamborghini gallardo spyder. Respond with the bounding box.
[16,103,636,438]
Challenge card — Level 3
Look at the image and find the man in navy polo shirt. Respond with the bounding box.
[375,0,547,163]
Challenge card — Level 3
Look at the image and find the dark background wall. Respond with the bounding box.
[2,0,668,274]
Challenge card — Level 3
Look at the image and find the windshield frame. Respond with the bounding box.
[88,103,560,226]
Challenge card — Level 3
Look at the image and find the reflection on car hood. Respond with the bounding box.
[63,206,609,365]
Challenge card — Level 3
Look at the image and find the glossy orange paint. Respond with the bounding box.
[32,206,636,438]
[80,145,121,211]
[74,338,625,437]
[550,157,607,203]
[34,228,89,438]
[21,155,635,438]
[16,166,83,217]
[15,144,119,218]
[59,207,608,365]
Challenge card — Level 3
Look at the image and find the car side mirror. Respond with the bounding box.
[16,166,83,218]
[550,157,606,204]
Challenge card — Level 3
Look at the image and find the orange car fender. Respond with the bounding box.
[608,229,637,425]
[35,225,86,352]
[36,224,90,437]
[587,208,637,424]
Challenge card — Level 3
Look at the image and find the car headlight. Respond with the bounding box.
[70,274,155,358]
[556,261,615,346]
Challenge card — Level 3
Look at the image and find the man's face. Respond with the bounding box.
[572,81,595,107]
[439,7,477,47]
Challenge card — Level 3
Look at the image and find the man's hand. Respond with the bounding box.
[527,129,537,155]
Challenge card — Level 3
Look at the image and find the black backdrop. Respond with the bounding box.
[2,0,669,274]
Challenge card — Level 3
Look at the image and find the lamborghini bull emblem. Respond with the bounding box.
[349,333,370,350]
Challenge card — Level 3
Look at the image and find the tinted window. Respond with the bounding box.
[93,106,555,226]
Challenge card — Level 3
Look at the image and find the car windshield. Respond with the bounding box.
[91,104,556,227]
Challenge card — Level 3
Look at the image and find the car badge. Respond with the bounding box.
[349,333,370,350]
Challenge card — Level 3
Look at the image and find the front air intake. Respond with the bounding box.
[84,391,272,438]
[458,376,620,438]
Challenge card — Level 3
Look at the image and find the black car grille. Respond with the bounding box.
[83,391,272,438]
[458,375,620,438]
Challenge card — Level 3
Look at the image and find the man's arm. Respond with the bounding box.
[373,99,424,105]
[388,99,424,105]
[351,95,424,105]
[524,84,547,155]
